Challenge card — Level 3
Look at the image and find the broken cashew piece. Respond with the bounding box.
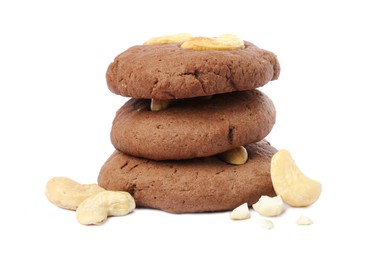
[144,33,192,45]
[76,190,136,225]
[150,98,171,111]
[230,203,250,220]
[45,177,105,210]
[181,34,244,50]
[252,195,284,217]
[271,150,322,207]
[260,219,274,229]
[296,215,313,225]
[218,146,248,165]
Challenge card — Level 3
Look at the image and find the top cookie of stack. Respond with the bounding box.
[107,33,279,100]
[106,33,280,161]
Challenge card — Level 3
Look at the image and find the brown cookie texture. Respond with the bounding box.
[98,140,277,213]
[106,41,280,99]
[111,90,276,161]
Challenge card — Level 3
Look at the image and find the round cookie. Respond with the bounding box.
[111,90,276,161]
[98,140,277,213]
[106,41,280,99]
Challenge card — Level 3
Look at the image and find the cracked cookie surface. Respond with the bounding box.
[98,140,277,213]
[111,90,276,160]
[106,41,280,99]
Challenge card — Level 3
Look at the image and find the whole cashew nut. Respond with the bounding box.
[76,191,136,225]
[45,177,105,210]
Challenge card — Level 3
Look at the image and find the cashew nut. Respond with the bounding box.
[150,98,172,111]
[144,33,192,45]
[76,191,136,225]
[181,34,244,50]
[218,146,248,165]
[271,150,322,207]
[296,215,313,225]
[260,219,274,229]
[230,203,250,220]
[45,177,105,210]
[144,33,244,51]
[252,195,284,217]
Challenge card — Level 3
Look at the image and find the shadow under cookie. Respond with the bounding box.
[98,140,277,213]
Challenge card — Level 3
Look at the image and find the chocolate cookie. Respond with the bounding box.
[111,90,276,161]
[98,140,277,213]
[106,41,280,99]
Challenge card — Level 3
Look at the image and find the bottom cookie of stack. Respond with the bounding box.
[98,140,277,213]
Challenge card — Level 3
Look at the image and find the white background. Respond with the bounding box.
[1,0,366,259]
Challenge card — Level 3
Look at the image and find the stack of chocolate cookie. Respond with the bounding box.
[98,34,280,213]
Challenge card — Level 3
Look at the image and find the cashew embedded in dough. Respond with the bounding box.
[218,146,248,165]
[150,98,171,111]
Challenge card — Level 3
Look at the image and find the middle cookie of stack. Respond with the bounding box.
[111,90,276,161]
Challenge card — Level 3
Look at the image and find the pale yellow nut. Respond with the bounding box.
[218,146,248,165]
[296,215,313,225]
[150,98,171,111]
[260,219,274,229]
[271,150,322,207]
[230,203,250,220]
[45,177,105,210]
[181,34,244,51]
[144,33,192,45]
[252,195,284,217]
[76,191,136,225]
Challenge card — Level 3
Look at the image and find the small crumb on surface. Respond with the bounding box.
[296,215,313,225]
[230,203,250,220]
[260,219,274,229]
